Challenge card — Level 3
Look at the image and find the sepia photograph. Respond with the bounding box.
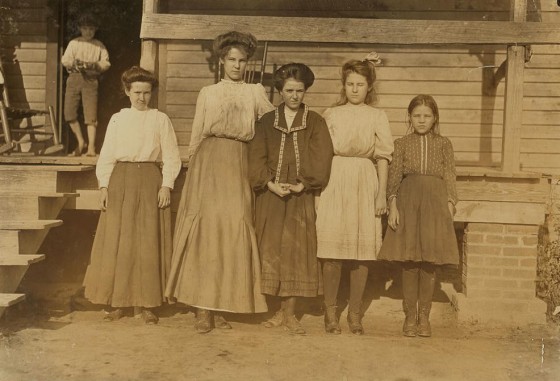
[0,0,559,380]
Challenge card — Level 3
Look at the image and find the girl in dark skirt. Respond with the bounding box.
[83,66,182,324]
[378,94,459,337]
[249,63,333,334]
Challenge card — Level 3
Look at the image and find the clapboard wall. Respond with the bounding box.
[0,0,55,112]
[160,0,560,174]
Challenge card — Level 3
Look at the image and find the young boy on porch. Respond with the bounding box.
[61,12,110,156]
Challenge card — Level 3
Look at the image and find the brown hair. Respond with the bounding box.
[273,63,315,91]
[337,59,377,106]
[213,31,258,59]
[121,66,158,91]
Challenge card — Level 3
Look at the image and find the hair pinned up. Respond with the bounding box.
[336,59,378,106]
[121,66,158,91]
[273,63,315,91]
[213,31,258,59]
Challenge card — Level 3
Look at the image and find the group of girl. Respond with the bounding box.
[83,30,459,338]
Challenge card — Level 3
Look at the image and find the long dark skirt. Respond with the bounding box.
[255,189,323,297]
[378,175,459,265]
[83,162,172,308]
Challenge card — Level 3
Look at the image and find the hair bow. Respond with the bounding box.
[363,51,382,65]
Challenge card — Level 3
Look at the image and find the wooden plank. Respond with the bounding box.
[0,293,25,307]
[456,179,548,203]
[0,219,62,230]
[0,163,93,171]
[455,200,546,224]
[140,14,560,45]
[157,42,167,112]
[140,0,159,74]
[0,254,45,266]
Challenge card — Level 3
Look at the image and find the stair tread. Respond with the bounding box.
[0,293,25,307]
[0,191,79,197]
[0,163,94,171]
[0,219,63,230]
[0,254,45,265]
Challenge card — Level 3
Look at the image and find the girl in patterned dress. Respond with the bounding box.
[378,94,459,338]
[316,53,394,335]
[249,63,333,335]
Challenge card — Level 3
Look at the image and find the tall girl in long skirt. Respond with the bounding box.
[165,31,274,333]
[249,63,333,335]
[83,66,182,324]
[378,94,459,337]
[316,53,394,335]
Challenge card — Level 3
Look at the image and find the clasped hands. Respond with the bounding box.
[267,181,304,197]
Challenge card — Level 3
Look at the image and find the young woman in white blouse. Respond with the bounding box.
[83,66,182,324]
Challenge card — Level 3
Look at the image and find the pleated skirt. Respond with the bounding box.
[378,175,459,265]
[165,137,267,313]
[255,189,322,297]
[83,162,172,308]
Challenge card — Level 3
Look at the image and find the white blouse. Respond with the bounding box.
[96,108,182,189]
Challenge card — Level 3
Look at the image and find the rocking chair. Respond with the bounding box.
[0,60,63,155]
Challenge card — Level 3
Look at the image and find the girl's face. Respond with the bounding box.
[220,47,248,82]
[280,78,306,112]
[79,26,96,41]
[126,81,153,111]
[410,104,436,135]
[344,72,370,105]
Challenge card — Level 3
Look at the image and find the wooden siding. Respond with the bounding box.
[160,1,560,174]
[0,0,51,111]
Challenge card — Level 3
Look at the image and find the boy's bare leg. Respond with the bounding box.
[68,120,86,156]
[86,124,97,156]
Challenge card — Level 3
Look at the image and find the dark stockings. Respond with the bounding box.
[401,262,436,337]
[323,260,369,313]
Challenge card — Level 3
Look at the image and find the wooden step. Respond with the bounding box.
[0,219,63,230]
[0,164,93,171]
[0,191,79,198]
[0,164,93,193]
[0,193,78,220]
[0,254,45,266]
[0,293,25,307]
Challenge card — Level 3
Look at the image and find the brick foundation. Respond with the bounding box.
[459,222,546,324]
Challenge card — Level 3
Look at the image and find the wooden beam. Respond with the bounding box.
[140,13,560,45]
[455,200,545,225]
[140,0,159,73]
[501,0,527,172]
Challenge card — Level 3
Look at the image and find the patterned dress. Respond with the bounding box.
[249,104,333,297]
[165,80,274,313]
[378,131,459,265]
[316,103,393,260]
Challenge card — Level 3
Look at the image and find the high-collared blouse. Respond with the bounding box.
[249,103,334,191]
[387,131,457,204]
[322,103,393,162]
[96,108,182,189]
[187,79,274,160]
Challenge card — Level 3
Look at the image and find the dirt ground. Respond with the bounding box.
[1,288,559,381]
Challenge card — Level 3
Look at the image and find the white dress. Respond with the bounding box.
[316,103,394,260]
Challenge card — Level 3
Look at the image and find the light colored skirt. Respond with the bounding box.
[165,137,267,313]
[316,155,382,260]
[84,162,172,308]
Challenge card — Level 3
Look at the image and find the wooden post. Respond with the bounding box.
[501,0,527,173]
[140,0,159,105]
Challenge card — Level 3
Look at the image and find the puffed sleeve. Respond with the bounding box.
[158,112,182,189]
[386,137,404,201]
[442,137,458,205]
[96,41,111,73]
[297,114,334,190]
[248,118,273,191]
[96,113,119,188]
[254,83,274,118]
[373,110,394,163]
[186,87,207,162]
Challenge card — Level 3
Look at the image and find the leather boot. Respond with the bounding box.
[194,308,213,334]
[347,309,364,335]
[418,264,435,337]
[402,300,417,337]
[417,304,432,337]
[324,305,341,334]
